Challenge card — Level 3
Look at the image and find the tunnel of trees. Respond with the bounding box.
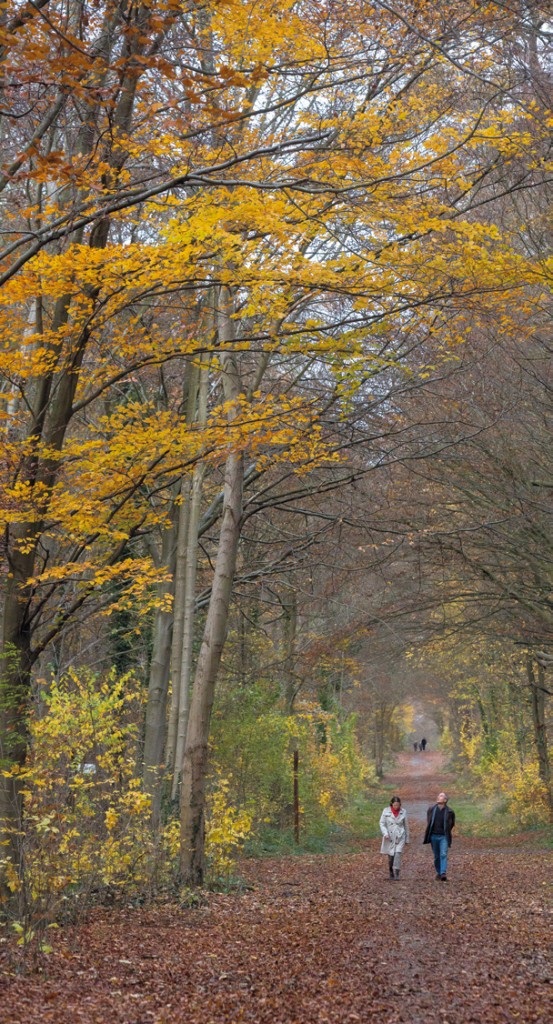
[0,0,550,910]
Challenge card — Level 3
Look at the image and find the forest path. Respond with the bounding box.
[384,748,456,822]
[1,754,551,1024]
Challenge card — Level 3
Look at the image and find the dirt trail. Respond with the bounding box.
[1,753,551,1024]
[384,748,456,823]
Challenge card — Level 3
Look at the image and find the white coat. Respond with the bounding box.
[379,806,410,855]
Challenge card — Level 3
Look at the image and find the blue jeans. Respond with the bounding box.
[430,833,449,876]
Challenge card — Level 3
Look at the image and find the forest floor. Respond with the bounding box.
[1,752,551,1024]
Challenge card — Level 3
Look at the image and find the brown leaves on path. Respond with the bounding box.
[1,757,551,1024]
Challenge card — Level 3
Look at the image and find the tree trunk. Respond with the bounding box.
[527,655,553,820]
[282,588,298,714]
[0,5,152,882]
[0,558,34,872]
[0,297,87,861]
[143,522,177,826]
[166,473,193,777]
[166,341,214,787]
[374,705,385,779]
[171,458,207,800]
[179,448,244,885]
[179,286,243,885]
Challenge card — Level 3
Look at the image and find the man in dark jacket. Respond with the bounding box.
[423,791,455,881]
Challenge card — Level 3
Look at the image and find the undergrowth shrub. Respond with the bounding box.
[210,697,374,844]
[476,753,550,826]
[205,776,253,885]
[0,667,260,955]
[461,721,550,826]
[0,666,375,956]
[0,669,155,946]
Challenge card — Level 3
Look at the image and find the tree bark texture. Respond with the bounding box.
[170,358,210,800]
[143,522,177,826]
[179,286,243,885]
[527,655,553,820]
[166,473,193,776]
[171,457,207,801]
[282,589,298,715]
[178,448,244,884]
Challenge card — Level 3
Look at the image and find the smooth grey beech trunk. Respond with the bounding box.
[169,357,210,800]
[178,447,244,884]
[171,455,208,800]
[166,359,200,778]
[142,522,177,826]
[166,472,193,776]
[179,286,243,885]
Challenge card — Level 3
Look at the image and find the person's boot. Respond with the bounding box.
[388,856,394,879]
[394,868,400,880]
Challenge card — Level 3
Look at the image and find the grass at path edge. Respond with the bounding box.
[245,770,553,858]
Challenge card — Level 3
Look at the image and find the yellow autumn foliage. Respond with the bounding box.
[205,777,253,881]
[0,669,154,910]
[0,667,258,917]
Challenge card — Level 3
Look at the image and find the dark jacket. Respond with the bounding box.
[423,803,455,846]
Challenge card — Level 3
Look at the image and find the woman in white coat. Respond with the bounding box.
[379,796,410,880]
